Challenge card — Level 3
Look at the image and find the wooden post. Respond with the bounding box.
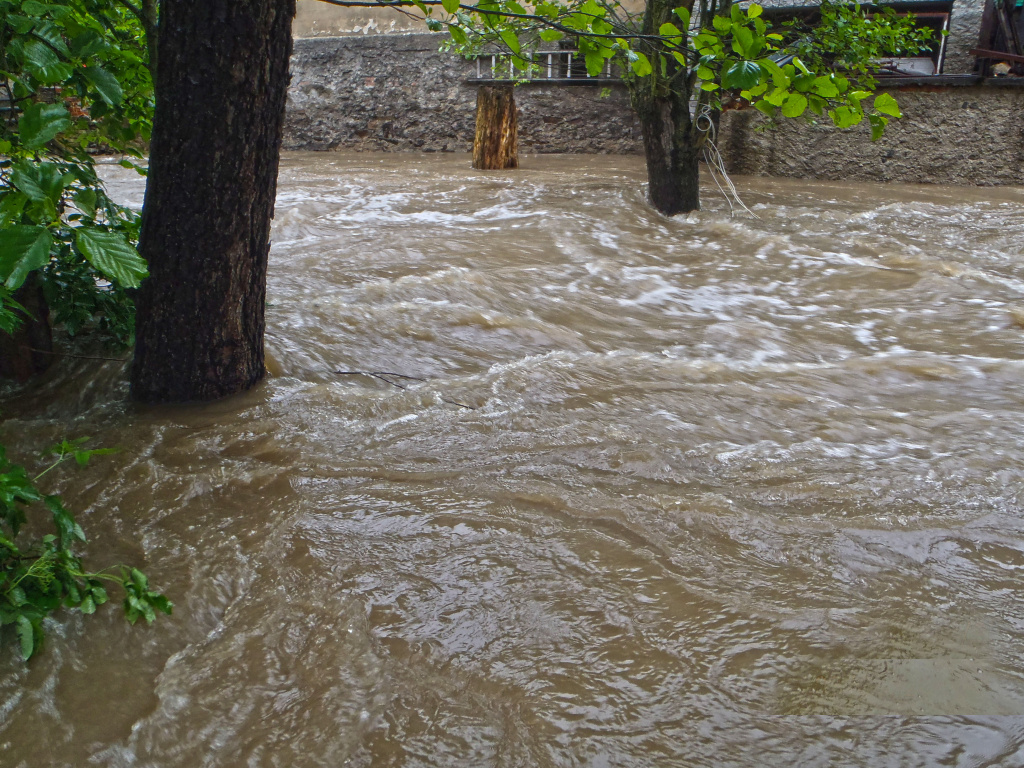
[472,85,518,170]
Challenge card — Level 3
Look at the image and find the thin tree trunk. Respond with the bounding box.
[472,85,518,170]
[131,0,295,403]
[141,0,159,78]
[0,272,53,382]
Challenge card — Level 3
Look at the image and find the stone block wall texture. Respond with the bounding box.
[718,86,1024,186]
[284,35,642,154]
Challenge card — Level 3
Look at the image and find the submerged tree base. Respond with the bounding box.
[131,0,296,403]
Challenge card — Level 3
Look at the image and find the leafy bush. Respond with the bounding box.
[0,0,153,345]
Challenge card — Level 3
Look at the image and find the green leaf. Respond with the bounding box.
[660,21,682,40]
[781,93,808,118]
[22,39,72,85]
[16,616,34,660]
[712,15,731,33]
[0,225,52,289]
[448,25,467,45]
[673,7,690,27]
[74,188,97,218]
[765,87,788,107]
[498,27,520,55]
[70,29,105,58]
[441,0,458,13]
[21,0,50,15]
[18,102,71,149]
[81,596,96,614]
[732,26,754,58]
[696,66,714,81]
[11,161,64,204]
[131,568,149,592]
[869,113,889,141]
[873,92,902,118]
[539,29,563,42]
[74,229,148,288]
[30,21,70,57]
[83,66,123,106]
[829,105,863,128]
[759,58,790,88]
[722,60,761,90]
[630,51,652,77]
[811,75,839,98]
[0,193,28,228]
[748,3,763,18]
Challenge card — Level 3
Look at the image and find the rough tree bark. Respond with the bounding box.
[627,0,707,216]
[472,85,519,170]
[0,272,52,381]
[131,0,296,403]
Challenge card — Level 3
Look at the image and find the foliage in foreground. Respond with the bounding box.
[0,437,171,661]
[0,0,153,345]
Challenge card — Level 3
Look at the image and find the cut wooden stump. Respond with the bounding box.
[472,85,518,170]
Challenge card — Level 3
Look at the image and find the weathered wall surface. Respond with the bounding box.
[719,85,1024,186]
[284,35,643,154]
[293,0,424,37]
[284,4,1024,188]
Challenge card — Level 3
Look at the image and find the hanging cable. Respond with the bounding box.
[695,103,760,219]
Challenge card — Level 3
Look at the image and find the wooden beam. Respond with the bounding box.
[970,47,1024,63]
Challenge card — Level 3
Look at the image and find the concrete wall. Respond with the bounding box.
[284,35,642,154]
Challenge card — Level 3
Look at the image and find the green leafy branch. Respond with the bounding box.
[0,438,171,661]
[1,0,153,346]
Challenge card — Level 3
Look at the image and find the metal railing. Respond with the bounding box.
[470,51,620,82]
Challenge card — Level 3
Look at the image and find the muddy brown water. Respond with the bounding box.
[2,153,1024,767]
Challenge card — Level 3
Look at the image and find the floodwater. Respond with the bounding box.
[3,153,1024,767]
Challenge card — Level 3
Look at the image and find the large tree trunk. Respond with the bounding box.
[0,272,52,382]
[131,0,295,403]
[627,0,705,216]
[632,91,702,216]
[472,85,518,170]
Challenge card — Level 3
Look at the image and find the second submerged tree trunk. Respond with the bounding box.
[632,91,702,216]
[472,85,518,170]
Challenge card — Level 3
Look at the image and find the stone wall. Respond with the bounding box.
[284,35,642,154]
[284,7,1024,188]
[718,85,1024,186]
